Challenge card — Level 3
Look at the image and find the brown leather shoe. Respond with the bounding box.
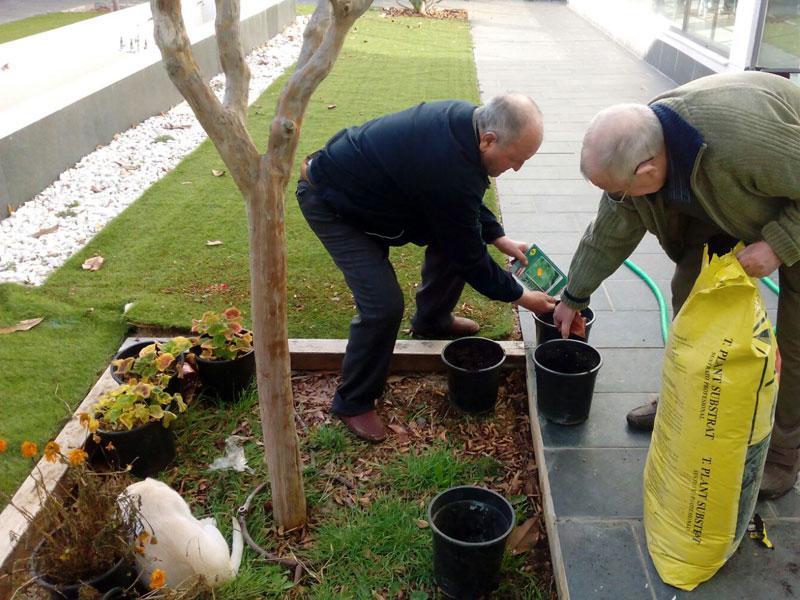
[411,316,480,338]
[337,410,387,443]
[626,395,658,431]
[759,447,800,500]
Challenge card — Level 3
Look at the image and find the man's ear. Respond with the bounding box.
[635,158,657,176]
[479,131,497,152]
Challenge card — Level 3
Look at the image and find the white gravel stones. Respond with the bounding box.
[0,15,309,286]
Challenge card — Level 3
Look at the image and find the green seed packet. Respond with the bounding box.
[511,244,568,295]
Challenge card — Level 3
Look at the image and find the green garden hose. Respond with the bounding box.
[622,260,781,346]
[624,259,670,344]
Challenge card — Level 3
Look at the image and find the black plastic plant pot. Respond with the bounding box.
[31,544,137,600]
[95,420,176,478]
[533,304,595,344]
[194,348,255,402]
[533,339,602,425]
[108,340,183,394]
[441,337,506,414]
[427,485,515,599]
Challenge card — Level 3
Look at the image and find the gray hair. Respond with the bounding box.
[475,93,542,146]
[580,103,664,184]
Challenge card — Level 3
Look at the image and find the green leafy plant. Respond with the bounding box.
[111,337,192,388]
[191,306,253,361]
[88,382,187,432]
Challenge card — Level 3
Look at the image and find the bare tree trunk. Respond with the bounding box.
[151,0,372,530]
[246,172,306,528]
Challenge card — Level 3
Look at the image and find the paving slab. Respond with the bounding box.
[468,1,800,597]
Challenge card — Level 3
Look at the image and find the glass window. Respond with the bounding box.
[652,0,739,56]
[756,0,800,70]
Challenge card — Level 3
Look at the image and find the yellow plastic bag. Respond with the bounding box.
[643,247,778,590]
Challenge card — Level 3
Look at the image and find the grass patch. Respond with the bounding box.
[381,445,503,493]
[0,10,513,501]
[0,11,102,44]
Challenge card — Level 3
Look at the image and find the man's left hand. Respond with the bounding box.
[736,241,781,277]
[493,236,529,264]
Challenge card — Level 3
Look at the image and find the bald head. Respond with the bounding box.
[475,93,543,147]
[580,103,664,185]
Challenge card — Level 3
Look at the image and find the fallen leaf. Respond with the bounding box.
[206,240,223,246]
[82,256,105,271]
[388,423,407,435]
[90,184,106,194]
[415,519,429,529]
[0,317,44,335]
[32,224,59,238]
[1,63,9,71]
[507,517,540,555]
[211,169,225,177]
[181,181,193,185]
[327,104,337,110]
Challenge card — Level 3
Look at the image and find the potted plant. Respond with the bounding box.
[85,382,187,478]
[190,306,255,402]
[110,337,194,393]
[0,439,140,599]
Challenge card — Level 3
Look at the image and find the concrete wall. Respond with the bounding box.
[0,0,296,219]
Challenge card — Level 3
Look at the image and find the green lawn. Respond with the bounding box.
[0,10,515,498]
[0,11,102,44]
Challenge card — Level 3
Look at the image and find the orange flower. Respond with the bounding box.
[43,441,60,463]
[67,448,88,466]
[149,568,166,589]
[20,441,38,458]
[0,439,7,453]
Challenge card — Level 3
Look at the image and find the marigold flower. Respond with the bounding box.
[20,441,37,458]
[0,439,7,453]
[150,568,166,589]
[43,441,60,463]
[67,448,88,466]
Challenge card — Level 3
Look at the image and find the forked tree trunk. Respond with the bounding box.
[150,0,372,529]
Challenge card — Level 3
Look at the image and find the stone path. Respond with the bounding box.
[465,1,799,598]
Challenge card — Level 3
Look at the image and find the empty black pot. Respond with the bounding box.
[533,304,595,344]
[533,339,602,425]
[428,486,515,599]
[95,420,176,478]
[441,337,506,414]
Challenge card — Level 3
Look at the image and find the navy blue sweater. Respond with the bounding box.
[310,100,523,302]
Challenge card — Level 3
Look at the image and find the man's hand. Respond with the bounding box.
[736,241,781,277]
[493,236,529,264]
[553,302,579,339]
[514,289,556,314]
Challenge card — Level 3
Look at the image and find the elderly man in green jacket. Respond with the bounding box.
[553,71,800,499]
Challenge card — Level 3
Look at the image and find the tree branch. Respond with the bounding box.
[266,0,373,181]
[215,0,251,122]
[151,0,259,189]
[295,0,333,72]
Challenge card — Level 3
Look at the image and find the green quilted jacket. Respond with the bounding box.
[562,71,800,310]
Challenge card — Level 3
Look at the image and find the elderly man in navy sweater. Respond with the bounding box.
[297,94,553,442]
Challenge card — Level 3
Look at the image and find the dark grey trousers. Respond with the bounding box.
[671,219,800,450]
[297,180,465,416]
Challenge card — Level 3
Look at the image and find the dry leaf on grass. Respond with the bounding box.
[327,104,337,110]
[416,519,429,529]
[206,240,223,246]
[507,517,541,555]
[387,423,408,435]
[0,317,44,335]
[82,256,105,271]
[211,169,225,177]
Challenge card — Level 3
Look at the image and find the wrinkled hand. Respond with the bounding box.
[493,236,529,264]
[736,241,781,277]
[514,290,556,314]
[553,302,578,339]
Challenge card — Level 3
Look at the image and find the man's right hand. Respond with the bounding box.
[553,302,578,339]
[514,289,556,314]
